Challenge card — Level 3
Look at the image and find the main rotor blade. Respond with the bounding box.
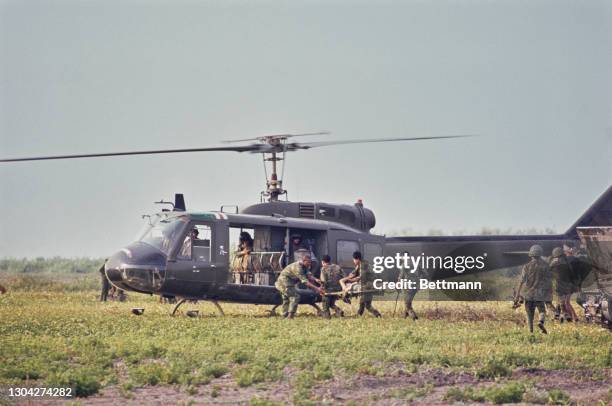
[0,145,256,163]
[223,131,331,143]
[294,134,477,149]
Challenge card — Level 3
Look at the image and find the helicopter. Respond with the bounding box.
[2,133,611,316]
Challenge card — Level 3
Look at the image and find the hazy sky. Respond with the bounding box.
[1,0,611,258]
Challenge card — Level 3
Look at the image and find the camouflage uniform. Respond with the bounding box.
[519,257,552,332]
[320,263,344,318]
[399,267,419,320]
[275,261,310,317]
[352,260,382,317]
[99,262,110,302]
[549,256,573,299]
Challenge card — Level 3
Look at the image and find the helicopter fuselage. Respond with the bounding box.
[105,210,387,305]
[104,206,581,304]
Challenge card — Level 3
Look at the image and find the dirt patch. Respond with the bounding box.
[320,367,612,405]
[20,368,611,405]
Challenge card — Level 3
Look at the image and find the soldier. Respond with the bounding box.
[235,231,254,284]
[398,253,419,320]
[340,251,382,318]
[179,228,200,258]
[99,260,110,302]
[319,255,345,319]
[549,247,577,322]
[564,241,594,319]
[515,245,552,334]
[275,255,324,319]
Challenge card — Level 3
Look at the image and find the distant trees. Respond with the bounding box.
[0,257,105,274]
[386,227,559,237]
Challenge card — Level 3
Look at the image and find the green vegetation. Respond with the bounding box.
[387,227,559,237]
[444,382,526,403]
[0,257,104,292]
[0,291,610,401]
[444,384,573,404]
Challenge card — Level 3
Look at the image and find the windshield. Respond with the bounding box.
[138,215,188,255]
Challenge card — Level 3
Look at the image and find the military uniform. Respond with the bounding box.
[549,256,573,300]
[99,263,110,302]
[234,242,253,284]
[275,261,310,317]
[320,263,344,318]
[399,267,419,320]
[519,257,552,332]
[352,260,382,317]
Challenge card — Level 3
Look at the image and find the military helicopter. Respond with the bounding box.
[2,133,611,316]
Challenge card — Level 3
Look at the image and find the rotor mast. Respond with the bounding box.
[260,135,289,202]
[250,132,330,202]
[264,150,285,201]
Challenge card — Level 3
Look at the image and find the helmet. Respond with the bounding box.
[552,247,564,258]
[528,245,543,257]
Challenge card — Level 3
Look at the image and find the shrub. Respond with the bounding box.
[476,357,511,378]
[48,369,101,397]
[547,389,570,405]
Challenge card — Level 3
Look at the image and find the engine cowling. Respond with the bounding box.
[241,200,376,232]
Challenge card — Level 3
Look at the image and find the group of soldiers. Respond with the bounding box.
[514,242,590,334]
[274,251,383,319]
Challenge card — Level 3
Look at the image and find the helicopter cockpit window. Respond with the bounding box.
[178,224,212,262]
[139,216,188,255]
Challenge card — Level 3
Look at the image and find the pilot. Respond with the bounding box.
[319,255,345,319]
[275,254,324,319]
[179,228,199,258]
[514,245,552,334]
[340,251,382,318]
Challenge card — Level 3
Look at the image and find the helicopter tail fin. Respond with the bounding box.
[174,193,186,211]
[565,185,612,238]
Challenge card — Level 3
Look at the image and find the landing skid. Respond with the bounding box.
[171,298,187,316]
[170,298,225,317]
[266,304,280,317]
[211,300,225,316]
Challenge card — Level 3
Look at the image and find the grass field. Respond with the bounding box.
[1,291,611,405]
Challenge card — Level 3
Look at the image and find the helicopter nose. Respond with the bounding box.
[105,242,166,294]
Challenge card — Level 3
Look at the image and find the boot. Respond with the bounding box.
[321,311,331,320]
[538,322,548,334]
[334,308,344,317]
[287,312,295,319]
